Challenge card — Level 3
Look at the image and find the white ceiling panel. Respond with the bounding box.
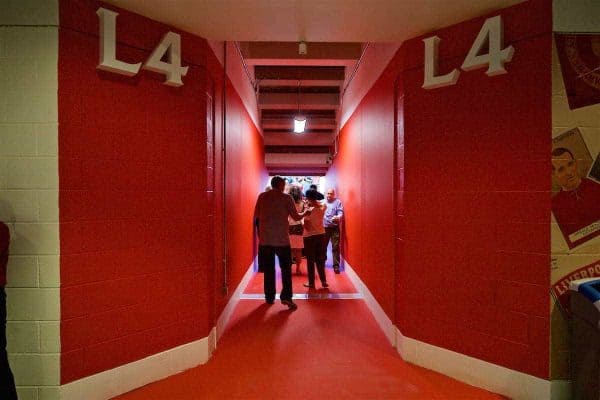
[103,0,524,42]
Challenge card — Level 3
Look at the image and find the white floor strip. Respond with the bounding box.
[239,293,364,300]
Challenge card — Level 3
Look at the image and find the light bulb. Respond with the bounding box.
[293,116,306,133]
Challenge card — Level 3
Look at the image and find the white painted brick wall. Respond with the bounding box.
[0,1,60,399]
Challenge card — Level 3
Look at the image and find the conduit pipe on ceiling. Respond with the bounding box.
[234,42,256,91]
[221,41,228,296]
[234,42,263,135]
[334,42,371,157]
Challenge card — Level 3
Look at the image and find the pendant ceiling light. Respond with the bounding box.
[293,80,306,134]
[293,116,306,134]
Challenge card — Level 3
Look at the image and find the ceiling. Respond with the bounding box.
[243,41,362,175]
[105,0,523,176]
[103,0,522,42]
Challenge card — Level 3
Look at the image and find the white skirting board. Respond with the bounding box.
[396,330,556,400]
[343,261,396,346]
[60,331,215,400]
[216,260,256,341]
[343,259,562,400]
[60,261,256,400]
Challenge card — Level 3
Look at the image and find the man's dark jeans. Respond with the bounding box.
[325,226,341,270]
[303,234,327,286]
[1,287,17,399]
[259,245,293,302]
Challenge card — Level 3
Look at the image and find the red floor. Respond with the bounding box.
[243,260,358,294]
[114,270,506,400]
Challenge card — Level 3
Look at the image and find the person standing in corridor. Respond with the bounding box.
[1,221,17,399]
[254,176,311,310]
[302,189,328,289]
[323,188,344,273]
[287,186,306,275]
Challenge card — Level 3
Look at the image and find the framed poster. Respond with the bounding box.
[552,128,600,249]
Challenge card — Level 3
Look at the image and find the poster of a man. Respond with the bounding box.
[551,134,600,249]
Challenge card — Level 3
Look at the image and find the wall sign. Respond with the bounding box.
[422,15,514,89]
[96,7,189,87]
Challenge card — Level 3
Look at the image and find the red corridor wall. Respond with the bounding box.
[399,0,551,378]
[58,0,264,383]
[326,65,398,318]
[331,0,552,379]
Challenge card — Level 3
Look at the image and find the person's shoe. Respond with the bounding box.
[265,298,274,305]
[303,283,315,288]
[333,267,340,274]
[322,282,329,288]
[281,299,298,311]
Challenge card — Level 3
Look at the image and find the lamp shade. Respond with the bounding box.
[293,115,306,133]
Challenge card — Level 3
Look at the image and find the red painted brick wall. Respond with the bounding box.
[201,44,268,326]
[325,67,398,317]
[331,0,551,378]
[399,0,551,378]
[216,76,267,315]
[202,45,267,326]
[325,111,363,271]
[59,0,264,383]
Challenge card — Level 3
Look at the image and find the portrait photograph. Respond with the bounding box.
[551,128,600,249]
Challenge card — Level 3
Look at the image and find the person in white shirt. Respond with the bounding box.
[287,186,306,275]
[302,189,328,289]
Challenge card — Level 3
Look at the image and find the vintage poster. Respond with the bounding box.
[551,128,600,249]
[555,33,600,110]
[551,33,600,379]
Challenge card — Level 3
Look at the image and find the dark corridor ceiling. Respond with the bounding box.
[241,42,362,175]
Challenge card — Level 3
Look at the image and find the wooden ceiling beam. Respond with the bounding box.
[266,167,328,177]
[262,118,336,130]
[264,132,334,146]
[239,42,362,64]
[258,92,339,109]
[255,66,345,81]
[258,79,344,87]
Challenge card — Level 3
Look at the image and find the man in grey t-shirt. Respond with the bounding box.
[254,176,310,310]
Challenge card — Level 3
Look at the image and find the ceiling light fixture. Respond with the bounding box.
[293,80,306,134]
[299,41,307,55]
[293,115,306,134]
